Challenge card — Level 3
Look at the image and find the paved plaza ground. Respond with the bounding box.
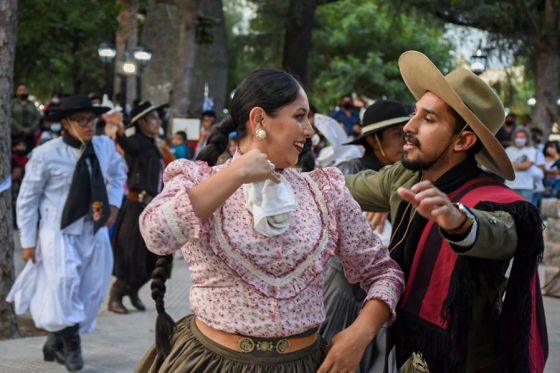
[1,236,559,372]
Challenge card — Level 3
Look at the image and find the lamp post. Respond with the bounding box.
[470,40,488,76]
[97,42,116,97]
[97,42,152,111]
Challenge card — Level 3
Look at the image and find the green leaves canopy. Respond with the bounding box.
[309,0,453,110]
[15,0,118,100]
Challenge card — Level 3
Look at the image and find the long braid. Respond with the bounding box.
[150,255,174,357]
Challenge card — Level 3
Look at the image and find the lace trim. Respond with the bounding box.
[162,201,188,244]
[213,173,330,287]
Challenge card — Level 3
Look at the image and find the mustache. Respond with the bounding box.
[404,133,420,147]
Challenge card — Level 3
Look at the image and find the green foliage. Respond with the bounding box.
[309,0,453,111]
[15,0,118,101]
[224,0,288,98]
[224,0,453,112]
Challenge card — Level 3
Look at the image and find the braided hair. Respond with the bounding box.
[150,68,302,358]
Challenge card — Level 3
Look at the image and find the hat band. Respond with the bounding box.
[361,116,410,134]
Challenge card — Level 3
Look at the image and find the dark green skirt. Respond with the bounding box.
[136,315,325,372]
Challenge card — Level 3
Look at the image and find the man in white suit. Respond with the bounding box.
[13,96,126,371]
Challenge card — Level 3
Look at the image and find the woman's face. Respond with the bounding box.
[546,142,559,156]
[256,89,314,169]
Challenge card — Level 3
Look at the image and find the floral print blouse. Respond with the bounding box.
[139,155,404,338]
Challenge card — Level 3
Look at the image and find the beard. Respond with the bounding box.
[401,133,451,171]
[402,154,439,171]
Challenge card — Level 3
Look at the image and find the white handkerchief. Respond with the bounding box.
[244,175,297,237]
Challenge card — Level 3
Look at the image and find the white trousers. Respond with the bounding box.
[16,222,113,333]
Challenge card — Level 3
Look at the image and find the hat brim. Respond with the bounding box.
[398,51,514,181]
[129,103,168,126]
[344,116,410,145]
[45,106,110,121]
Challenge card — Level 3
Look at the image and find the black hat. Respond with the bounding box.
[345,100,411,145]
[129,101,168,126]
[45,96,110,121]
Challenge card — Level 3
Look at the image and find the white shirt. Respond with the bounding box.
[505,146,538,190]
[17,135,127,248]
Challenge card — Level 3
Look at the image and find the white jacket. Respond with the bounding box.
[17,135,127,248]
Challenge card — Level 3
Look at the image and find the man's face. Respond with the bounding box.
[341,96,353,109]
[16,85,28,98]
[374,124,405,165]
[62,111,97,142]
[402,92,457,171]
[201,115,215,131]
[138,110,162,137]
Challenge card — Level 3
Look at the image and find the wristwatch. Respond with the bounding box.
[449,202,476,234]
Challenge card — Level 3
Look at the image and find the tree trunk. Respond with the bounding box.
[281,0,317,88]
[0,0,19,339]
[140,0,180,104]
[188,0,228,119]
[531,0,559,138]
[114,0,138,107]
[171,0,198,118]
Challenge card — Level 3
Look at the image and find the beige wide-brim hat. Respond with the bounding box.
[398,51,514,180]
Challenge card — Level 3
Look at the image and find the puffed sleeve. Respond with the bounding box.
[139,159,214,256]
[325,167,404,322]
[17,150,49,248]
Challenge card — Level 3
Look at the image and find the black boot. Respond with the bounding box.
[43,332,65,364]
[58,324,84,371]
[108,279,129,314]
[128,285,146,311]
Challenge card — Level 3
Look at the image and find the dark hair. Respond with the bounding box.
[448,106,483,156]
[175,130,187,142]
[201,110,216,119]
[150,69,302,358]
[197,69,302,166]
[150,255,175,357]
[544,140,560,157]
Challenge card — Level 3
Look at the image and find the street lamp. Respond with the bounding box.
[97,42,152,112]
[98,42,116,96]
[470,40,488,76]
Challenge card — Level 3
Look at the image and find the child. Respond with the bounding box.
[171,130,191,159]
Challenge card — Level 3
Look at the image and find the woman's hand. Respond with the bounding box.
[317,324,371,373]
[231,149,280,184]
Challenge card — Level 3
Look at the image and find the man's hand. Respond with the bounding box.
[366,212,389,234]
[105,205,119,228]
[397,180,466,231]
[23,247,36,263]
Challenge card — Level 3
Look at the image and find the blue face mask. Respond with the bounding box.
[50,123,62,132]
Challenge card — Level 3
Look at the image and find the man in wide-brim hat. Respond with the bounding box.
[339,99,411,175]
[108,100,174,314]
[342,52,548,372]
[9,95,127,371]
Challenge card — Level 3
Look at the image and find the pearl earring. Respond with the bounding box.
[256,128,267,140]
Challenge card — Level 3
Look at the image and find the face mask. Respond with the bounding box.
[18,93,29,100]
[158,127,164,137]
[14,150,27,156]
[342,102,353,110]
[505,120,514,126]
[50,123,62,132]
[514,138,527,147]
[51,97,60,104]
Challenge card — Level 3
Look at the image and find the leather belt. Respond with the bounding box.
[127,190,153,204]
[194,317,318,354]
